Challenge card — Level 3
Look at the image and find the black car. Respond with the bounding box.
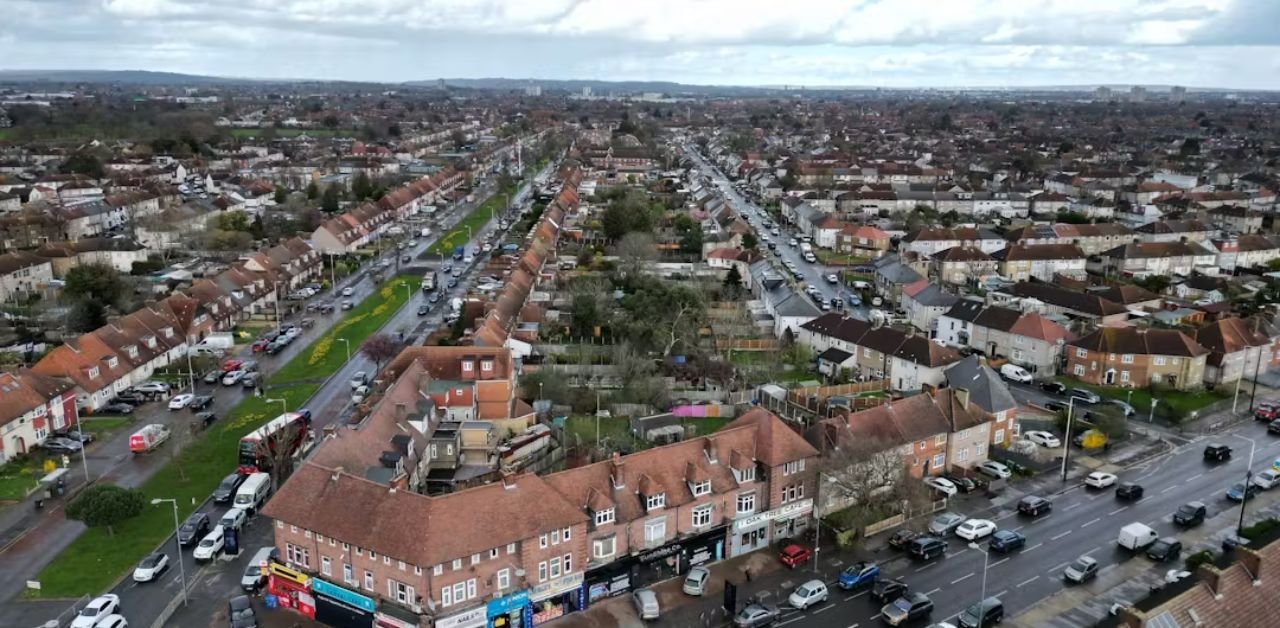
[1146,537,1183,562]
[907,536,947,561]
[1018,495,1053,517]
[177,512,211,546]
[57,429,94,444]
[111,393,146,406]
[417,305,430,316]
[1045,400,1069,413]
[1174,501,1207,527]
[189,395,214,411]
[943,474,981,494]
[98,402,135,415]
[195,411,218,428]
[1268,419,1280,435]
[228,595,258,628]
[266,341,286,356]
[1040,382,1068,395]
[871,577,908,602]
[989,529,1026,553]
[887,529,922,550]
[447,277,459,288]
[1204,444,1233,462]
[1116,483,1144,501]
[213,472,247,504]
[958,597,1004,628]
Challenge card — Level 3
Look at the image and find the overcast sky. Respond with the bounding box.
[3,0,1279,89]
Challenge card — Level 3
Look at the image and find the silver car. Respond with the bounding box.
[928,512,966,536]
[682,566,709,596]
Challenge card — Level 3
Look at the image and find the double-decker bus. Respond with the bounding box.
[237,410,314,475]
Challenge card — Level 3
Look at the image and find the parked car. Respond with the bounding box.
[1063,556,1099,583]
[57,429,94,444]
[1110,400,1136,417]
[787,580,828,610]
[1116,483,1145,501]
[1069,388,1101,404]
[97,402,135,415]
[1227,482,1259,502]
[417,304,431,316]
[928,512,966,536]
[778,544,813,568]
[1039,382,1067,395]
[133,381,170,395]
[228,595,258,628]
[94,615,128,628]
[1085,472,1118,489]
[133,552,169,582]
[1174,501,1207,527]
[167,393,194,410]
[1044,400,1069,413]
[188,395,214,411]
[942,474,981,493]
[837,561,880,590]
[1018,495,1053,517]
[888,529,921,550]
[110,393,146,406]
[871,577,908,602]
[70,594,121,628]
[1025,431,1061,448]
[193,525,226,562]
[633,589,660,620]
[923,476,958,496]
[732,602,781,628]
[177,512,211,546]
[43,437,83,454]
[955,519,997,541]
[977,460,1012,480]
[958,598,1005,628]
[989,530,1026,553]
[220,507,249,531]
[908,537,947,561]
[341,286,354,297]
[1147,537,1183,562]
[681,566,709,596]
[221,370,246,386]
[882,593,934,626]
[213,473,247,504]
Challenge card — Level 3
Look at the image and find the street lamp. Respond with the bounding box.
[968,542,992,627]
[1060,396,1076,482]
[1148,398,1158,423]
[337,337,352,362]
[265,398,287,416]
[812,474,836,573]
[1233,434,1258,536]
[151,498,189,606]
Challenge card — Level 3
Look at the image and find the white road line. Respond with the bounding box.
[994,589,1009,599]
[1082,517,1101,528]
[1024,542,1044,552]
[1052,530,1073,540]
[779,617,804,627]
[1064,502,1083,511]
[1017,575,1040,587]
[952,573,975,584]
[1186,473,1203,482]
[1162,485,1179,493]
[924,588,941,596]
[915,563,937,573]
[1049,561,1071,573]
[814,605,834,614]
[1109,506,1130,516]
[844,591,867,601]
[947,549,970,559]
[991,557,1010,568]
[1011,526,1025,532]
[847,624,860,628]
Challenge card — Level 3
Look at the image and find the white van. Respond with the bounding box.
[234,473,272,513]
[999,363,1033,384]
[1117,522,1159,551]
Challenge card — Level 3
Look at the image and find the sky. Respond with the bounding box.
[2,0,1280,89]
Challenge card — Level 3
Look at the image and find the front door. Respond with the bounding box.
[1104,369,1116,385]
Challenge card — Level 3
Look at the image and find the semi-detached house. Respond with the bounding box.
[935,300,1071,376]
[1101,241,1218,278]
[992,243,1087,282]
[797,313,963,392]
[1065,327,1208,390]
[0,370,76,463]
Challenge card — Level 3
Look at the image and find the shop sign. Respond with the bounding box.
[528,573,583,602]
[312,577,376,613]
[487,590,529,618]
[732,499,813,532]
[637,542,684,564]
[587,572,631,603]
[269,562,311,587]
[433,606,486,628]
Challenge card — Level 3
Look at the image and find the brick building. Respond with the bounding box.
[1065,327,1208,390]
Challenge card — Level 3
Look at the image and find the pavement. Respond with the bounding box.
[0,164,552,628]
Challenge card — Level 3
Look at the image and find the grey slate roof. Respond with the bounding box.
[943,356,1019,414]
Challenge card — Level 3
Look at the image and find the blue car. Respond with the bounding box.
[1227,482,1258,502]
[837,561,880,590]
[989,530,1026,553]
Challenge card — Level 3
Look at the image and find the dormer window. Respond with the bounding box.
[106,357,118,369]
[126,346,138,359]
[87,366,100,380]
[645,493,665,511]
[480,359,494,372]
[690,480,711,497]
[594,508,615,526]
[733,466,756,484]
[145,336,157,349]
[163,327,174,338]
[461,360,474,374]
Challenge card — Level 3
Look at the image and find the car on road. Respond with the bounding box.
[417,304,430,316]
[42,437,83,454]
[341,286,354,297]
[133,552,169,582]
[1069,388,1101,404]
[1044,400,1069,413]
[888,529,922,550]
[1173,501,1207,527]
[213,473,247,504]
[1110,400,1136,417]
[167,393,195,410]
[1025,430,1061,448]
[825,273,839,284]
[94,615,128,628]
[976,460,1012,479]
[787,579,828,610]
[221,370,246,386]
[928,512,966,536]
[1039,381,1068,395]
[71,594,121,628]
[923,476,958,496]
[1085,472,1118,489]
[1204,443,1234,462]
[177,512,211,546]
[1227,482,1259,502]
[907,536,947,561]
[989,530,1026,553]
[340,300,354,310]
[1254,469,1280,490]
[220,506,249,531]
[229,595,258,628]
[188,394,214,410]
[193,525,226,562]
[1147,537,1183,562]
[681,566,709,596]
[778,543,813,568]
[97,402,135,415]
[1063,556,1099,583]
[1116,483,1145,500]
[732,602,781,628]
[837,561,880,590]
[633,589,660,620]
[955,519,997,541]
[1018,495,1053,517]
[350,372,369,389]
[882,592,934,626]
[871,577,908,602]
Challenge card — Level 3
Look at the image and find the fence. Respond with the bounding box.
[715,338,780,351]
[863,513,906,537]
[786,380,888,405]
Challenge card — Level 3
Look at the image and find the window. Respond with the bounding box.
[507,543,517,554]
[384,556,391,565]
[88,367,100,380]
[497,568,510,590]
[594,508,615,526]
[290,525,298,534]
[737,491,756,515]
[1154,356,1167,366]
[563,527,571,541]
[363,570,374,591]
[433,564,443,576]
[326,537,334,546]
[644,518,667,545]
[957,448,970,462]
[451,558,462,570]
[918,441,926,450]
[369,550,377,560]
[551,529,560,545]
[782,484,805,503]
[1073,364,1085,376]
[449,581,468,605]
[539,534,548,549]
[593,536,617,560]
[1076,348,1087,358]
[321,556,331,576]
[646,493,666,511]
[733,466,755,483]
[976,443,986,456]
[276,521,283,529]
[538,561,548,582]
[414,565,422,576]
[470,553,480,565]
[389,579,414,605]
[342,542,349,551]
[994,429,1005,444]
[489,548,499,560]
[564,553,572,574]
[285,544,309,568]
[935,434,947,445]
[783,459,805,475]
[691,480,711,496]
[932,453,945,468]
[550,556,562,579]
[692,504,713,528]
[343,563,353,585]
[106,357,118,369]
[1122,354,1134,364]
[1121,370,1130,383]
[398,560,405,571]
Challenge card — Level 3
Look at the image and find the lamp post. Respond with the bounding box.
[265,398,287,416]
[968,542,992,627]
[337,337,352,362]
[71,402,90,483]
[1234,434,1258,536]
[1148,398,1157,423]
[151,498,189,606]
[1060,396,1076,482]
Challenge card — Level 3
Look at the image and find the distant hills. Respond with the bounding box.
[0,70,234,85]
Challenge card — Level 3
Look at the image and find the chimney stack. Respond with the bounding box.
[955,387,971,410]
[395,402,408,420]
[1196,564,1225,599]
[1237,547,1264,584]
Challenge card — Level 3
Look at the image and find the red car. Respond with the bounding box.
[1255,404,1279,421]
[251,339,269,353]
[778,544,813,569]
[222,358,244,372]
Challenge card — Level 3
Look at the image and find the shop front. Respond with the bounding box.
[729,499,813,557]
[526,573,584,626]
[374,603,422,628]
[486,590,529,628]
[584,557,635,607]
[633,525,728,588]
[435,604,487,628]
[266,563,316,620]
[311,577,377,628]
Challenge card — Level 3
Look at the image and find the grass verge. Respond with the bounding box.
[1057,377,1228,420]
[426,186,513,257]
[79,417,135,436]
[29,276,417,597]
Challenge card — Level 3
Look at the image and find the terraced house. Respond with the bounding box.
[992,243,1087,282]
[1100,241,1219,278]
[797,313,964,392]
[1004,222,1134,255]
[935,300,1071,376]
[1065,327,1208,390]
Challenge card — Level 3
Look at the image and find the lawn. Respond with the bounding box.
[30,275,417,598]
[269,275,420,385]
[562,416,731,452]
[425,186,513,257]
[815,251,870,266]
[1057,377,1228,420]
[79,417,135,437]
[0,460,44,502]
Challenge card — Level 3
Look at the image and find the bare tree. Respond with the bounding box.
[256,420,310,489]
[360,333,400,372]
[820,435,908,516]
[613,232,656,279]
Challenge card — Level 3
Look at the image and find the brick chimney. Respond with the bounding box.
[395,402,408,421]
[1196,564,1226,599]
[610,452,625,489]
[1237,547,1264,584]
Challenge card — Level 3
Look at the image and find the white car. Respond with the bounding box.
[1085,472,1118,489]
[1252,469,1280,490]
[133,381,169,394]
[71,594,121,628]
[220,507,248,531]
[94,615,128,628]
[955,519,997,541]
[1025,431,1061,448]
[133,552,169,582]
[923,476,958,497]
[977,461,1012,480]
[221,370,245,386]
[341,286,354,297]
[193,525,226,562]
[787,579,829,610]
[167,393,194,410]
[825,274,839,284]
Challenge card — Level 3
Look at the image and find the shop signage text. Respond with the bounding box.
[732,499,813,532]
[311,577,376,613]
[528,573,584,602]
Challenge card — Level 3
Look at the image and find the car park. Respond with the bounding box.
[977,460,1012,479]
[177,512,211,546]
[1116,483,1145,500]
[923,476,958,496]
[1025,430,1061,448]
[989,530,1026,553]
[732,602,781,628]
[1063,556,1099,583]
[1018,495,1053,517]
[168,393,194,410]
[70,594,121,628]
[1147,537,1183,562]
[133,552,169,582]
[871,577,908,602]
[1085,472,1118,489]
[908,536,947,561]
[681,566,709,596]
[837,561,880,590]
[787,580,828,610]
[882,592,934,626]
[778,543,813,568]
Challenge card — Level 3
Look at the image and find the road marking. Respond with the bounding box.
[1049,561,1070,573]
[1109,506,1130,516]
[994,589,1008,599]
[844,591,867,601]
[1024,543,1043,553]
[814,605,834,614]
[779,617,804,626]
[1052,530,1073,540]
[947,548,970,559]
[1162,485,1179,493]
[1017,575,1040,587]
[1064,502,1083,511]
[952,573,975,584]
[1187,473,1203,482]
[915,563,937,572]
[991,557,1010,568]
[847,624,860,628]
[924,588,941,596]
[1011,525,1025,532]
[1082,517,1101,528]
